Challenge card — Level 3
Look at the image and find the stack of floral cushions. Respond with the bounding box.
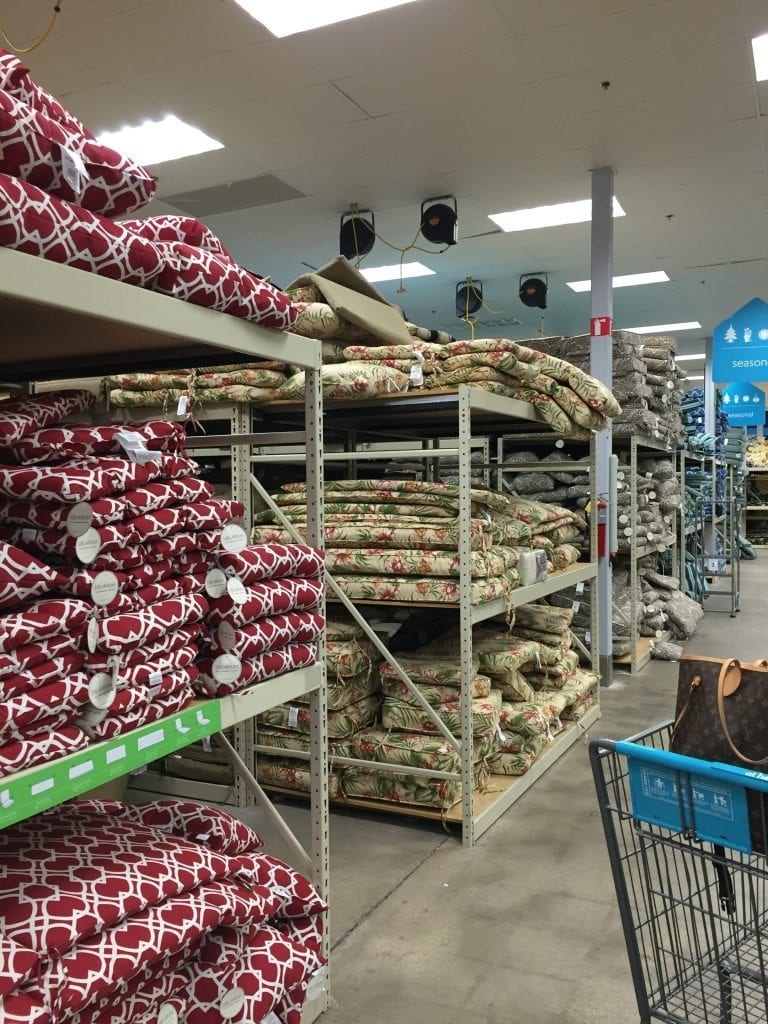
[0,798,326,1024]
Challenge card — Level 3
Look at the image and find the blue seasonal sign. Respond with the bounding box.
[713,298,768,384]
[721,382,765,425]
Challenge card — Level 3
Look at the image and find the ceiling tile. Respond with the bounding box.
[283,0,511,79]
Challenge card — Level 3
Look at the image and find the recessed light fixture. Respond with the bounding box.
[674,353,707,362]
[233,0,418,37]
[97,114,223,165]
[687,374,705,381]
[488,197,625,233]
[360,261,435,283]
[752,32,768,81]
[566,271,670,293]
[629,322,702,334]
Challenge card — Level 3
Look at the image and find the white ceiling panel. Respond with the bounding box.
[492,0,666,34]
[283,0,511,79]
[333,36,540,117]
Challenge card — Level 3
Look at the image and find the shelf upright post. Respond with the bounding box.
[231,403,254,808]
[303,362,330,998]
[589,166,614,685]
[458,387,476,847]
[630,437,639,674]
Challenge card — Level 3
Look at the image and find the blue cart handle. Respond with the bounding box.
[615,741,768,795]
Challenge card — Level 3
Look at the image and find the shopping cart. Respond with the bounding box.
[591,723,768,1024]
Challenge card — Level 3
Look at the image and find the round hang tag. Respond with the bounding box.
[87,617,99,654]
[555,438,565,449]
[217,621,237,651]
[226,577,247,604]
[205,568,228,599]
[91,570,120,607]
[220,523,248,554]
[157,1003,179,1024]
[88,672,116,710]
[212,653,242,686]
[75,527,102,565]
[65,502,94,538]
[220,987,246,1020]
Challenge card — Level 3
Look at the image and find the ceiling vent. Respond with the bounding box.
[162,174,305,216]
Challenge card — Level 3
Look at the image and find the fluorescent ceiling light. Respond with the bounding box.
[687,374,705,381]
[567,271,670,293]
[360,261,435,283]
[628,321,702,334]
[97,114,223,166]
[233,0,418,37]
[674,353,707,362]
[752,32,768,81]
[489,197,625,232]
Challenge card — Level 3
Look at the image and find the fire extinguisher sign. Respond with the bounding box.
[591,316,613,337]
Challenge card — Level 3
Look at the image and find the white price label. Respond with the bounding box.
[148,670,163,688]
[87,617,99,654]
[177,395,189,416]
[572,601,581,614]
[220,523,248,554]
[585,630,592,644]
[66,502,93,538]
[157,1005,179,1024]
[226,577,248,604]
[91,570,120,607]
[61,145,88,194]
[114,429,159,466]
[288,706,300,729]
[205,568,228,599]
[217,621,236,651]
[75,527,102,564]
[409,364,424,387]
[212,653,242,686]
[88,672,116,710]
[576,582,585,594]
[220,988,246,1020]
[21,527,36,545]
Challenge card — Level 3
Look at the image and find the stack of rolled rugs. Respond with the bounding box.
[105,360,292,409]
[252,478,586,607]
[616,456,681,555]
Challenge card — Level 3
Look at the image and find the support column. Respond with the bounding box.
[590,167,615,685]
[704,335,716,563]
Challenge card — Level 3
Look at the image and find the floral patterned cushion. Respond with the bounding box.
[279,362,409,401]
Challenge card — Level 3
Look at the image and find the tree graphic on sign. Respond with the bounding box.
[725,324,737,343]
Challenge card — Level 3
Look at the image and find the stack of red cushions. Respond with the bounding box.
[0,391,249,741]
[0,798,326,1024]
[0,48,299,329]
[197,544,326,697]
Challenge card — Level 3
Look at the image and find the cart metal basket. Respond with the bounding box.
[591,723,768,1024]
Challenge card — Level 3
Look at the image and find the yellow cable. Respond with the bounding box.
[0,2,62,54]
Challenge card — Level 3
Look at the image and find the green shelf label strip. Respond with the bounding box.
[0,700,222,830]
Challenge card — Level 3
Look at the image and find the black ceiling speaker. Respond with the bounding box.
[456,279,483,319]
[421,196,458,246]
[519,274,548,310]
[339,210,375,261]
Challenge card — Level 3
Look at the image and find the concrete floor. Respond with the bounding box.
[257,561,763,1024]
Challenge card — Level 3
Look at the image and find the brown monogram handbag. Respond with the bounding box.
[671,656,768,852]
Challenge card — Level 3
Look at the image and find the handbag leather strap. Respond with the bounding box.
[717,659,768,766]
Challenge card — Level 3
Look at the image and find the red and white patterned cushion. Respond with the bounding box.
[0,540,62,610]
[8,419,185,464]
[60,553,213,597]
[0,87,156,217]
[0,49,95,139]
[197,641,318,698]
[0,520,138,558]
[0,933,40,996]
[236,852,328,919]
[204,609,324,662]
[185,498,245,532]
[120,215,231,258]
[152,240,298,330]
[0,388,94,445]
[0,672,90,740]
[207,578,325,630]
[0,651,85,699]
[122,477,215,518]
[92,573,207,618]
[0,632,79,679]
[0,723,87,777]
[0,494,125,530]
[88,529,221,572]
[0,174,162,286]
[81,799,264,856]
[91,593,209,654]
[219,544,324,584]
[83,683,196,740]
[96,666,197,718]
[0,597,91,652]
[86,640,198,688]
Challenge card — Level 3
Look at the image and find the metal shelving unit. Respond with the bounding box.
[252,387,601,847]
[614,436,678,674]
[0,247,330,1022]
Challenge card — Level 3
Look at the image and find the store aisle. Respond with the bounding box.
[300,560,765,1024]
